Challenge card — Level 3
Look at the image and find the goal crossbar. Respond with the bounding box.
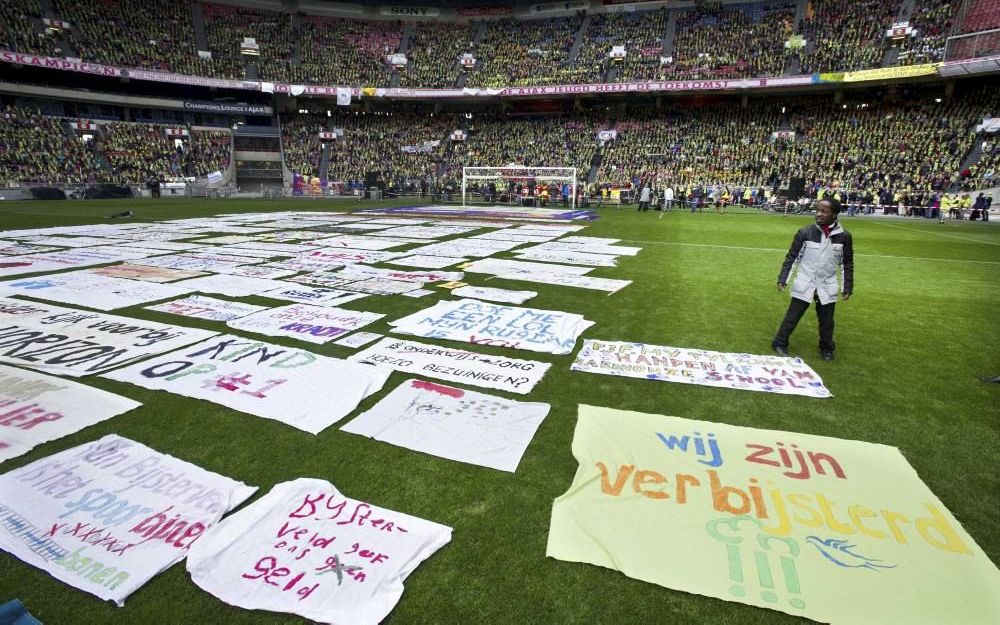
[462,166,578,209]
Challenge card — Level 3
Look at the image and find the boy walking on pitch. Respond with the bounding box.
[772,198,854,360]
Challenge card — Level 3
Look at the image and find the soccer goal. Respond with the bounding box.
[462,166,578,209]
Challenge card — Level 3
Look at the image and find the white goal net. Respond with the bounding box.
[462,166,578,209]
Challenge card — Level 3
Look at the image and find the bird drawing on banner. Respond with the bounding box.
[805,536,897,571]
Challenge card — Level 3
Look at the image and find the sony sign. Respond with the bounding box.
[380,6,441,17]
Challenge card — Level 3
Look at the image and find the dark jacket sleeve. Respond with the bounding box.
[777,228,807,284]
[841,231,854,294]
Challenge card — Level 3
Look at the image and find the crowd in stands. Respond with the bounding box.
[466,16,584,88]
[291,16,400,87]
[52,0,199,74]
[799,0,900,73]
[5,0,998,86]
[281,113,325,179]
[0,106,231,185]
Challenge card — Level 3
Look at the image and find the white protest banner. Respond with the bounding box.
[470,232,556,243]
[336,265,463,284]
[349,337,550,395]
[228,304,385,345]
[526,241,641,256]
[0,243,61,256]
[256,230,331,243]
[343,378,549,472]
[401,288,433,298]
[87,264,209,283]
[170,275,286,298]
[308,236,413,250]
[340,278,421,296]
[229,242,316,255]
[262,284,368,307]
[461,258,592,277]
[571,340,832,398]
[498,271,631,293]
[333,332,382,349]
[557,236,621,245]
[0,273,194,311]
[451,286,537,304]
[390,299,593,355]
[405,239,521,257]
[386,255,468,269]
[0,434,256,605]
[287,273,361,290]
[194,235,260,245]
[262,257,349,273]
[132,253,252,273]
[207,246,282,259]
[0,297,218,377]
[511,224,585,233]
[0,365,141,463]
[370,225,478,239]
[216,265,300,280]
[0,248,154,277]
[104,334,391,434]
[117,241,208,251]
[294,248,402,265]
[18,235,121,248]
[513,250,618,267]
[186,478,451,624]
[145,295,268,322]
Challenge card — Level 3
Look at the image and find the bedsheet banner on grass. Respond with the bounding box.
[0,297,218,377]
[548,405,1000,624]
[145,295,267,322]
[227,304,384,344]
[571,340,831,398]
[0,434,256,606]
[186,478,451,624]
[342,379,549,472]
[0,272,194,310]
[102,334,390,434]
[0,364,141,462]
[390,299,594,355]
[348,338,550,394]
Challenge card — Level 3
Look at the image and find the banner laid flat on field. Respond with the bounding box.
[548,405,1000,624]
[0,364,141,462]
[144,295,268,322]
[102,334,391,434]
[186,478,451,625]
[0,272,195,310]
[571,340,831,398]
[227,304,385,345]
[342,378,550,472]
[0,434,256,606]
[0,297,218,377]
[348,338,550,395]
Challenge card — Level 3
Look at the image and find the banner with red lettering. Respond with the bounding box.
[0,434,256,605]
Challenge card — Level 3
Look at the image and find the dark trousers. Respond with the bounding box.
[773,296,836,352]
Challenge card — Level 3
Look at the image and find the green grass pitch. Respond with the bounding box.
[0,198,996,624]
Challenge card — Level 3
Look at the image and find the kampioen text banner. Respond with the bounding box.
[0,297,218,377]
[571,340,831,398]
[0,434,256,606]
[102,334,391,434]
[547,405,1000,623]
[0,364,141,462]
[348,338,549,395]
[186,478,451,624]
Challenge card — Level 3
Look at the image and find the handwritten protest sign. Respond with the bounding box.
[216,265,299,280]
[389,299,593,355]
[261,284,368,307]
[132,253,253,273]
[170,275,286,298]
[0,243,61,256]
[461,258,592,277]
[343,379,549,472]
[450,286,537,304]
[186,478,451,624]
[144,295,267,322]
[309,236,413,250]
[0,364,141,462]
[0,434,256,605]
[0,297,217,377]
[497,271,631,293]
[336,265,464,284]
[523,241,641,256]
[348,338,550,395]
[228,304,384,345]
[547,405,1000,624]
[0,273,194,310]
[293,249,402,265]
[0,248,153,277]
[387,255,469,269]
[403,239,522,258]
[333,332,382,349]
[571,340,832,398]
[513,249,618,267]
[103,334,390,434]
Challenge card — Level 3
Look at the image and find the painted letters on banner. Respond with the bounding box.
[0,365,141,462]
[342,379,549,472]
[348,337,550,395]
[227,304,385,344]
[261,284,368,307]
[170,275,286,298]
[144,295,268,322]
[547,405,1000,624]
[451,286,537,304]
[186,478,451,624]
[386,255,468,269]
[103,334,391,434]
[0,297,218,377]
[87,264,209,283]
[0,272,194,310]
[0,248,153,278]
[0,434,256,605]
[336,265,464,283]
[390,299,593,355]
[461,258,592,277]
[497,271,631,293]
[513,250,618,267]
[571,340,831,398]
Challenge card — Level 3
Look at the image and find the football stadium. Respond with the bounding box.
[0,0,997,623]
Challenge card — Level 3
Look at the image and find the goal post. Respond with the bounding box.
[462,166,578,209]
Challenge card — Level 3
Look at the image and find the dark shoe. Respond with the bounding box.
[821,351,834,361]
[772,344,789,357]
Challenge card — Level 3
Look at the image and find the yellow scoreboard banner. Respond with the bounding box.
[547,405,1000,624]
[821,63,940,83]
